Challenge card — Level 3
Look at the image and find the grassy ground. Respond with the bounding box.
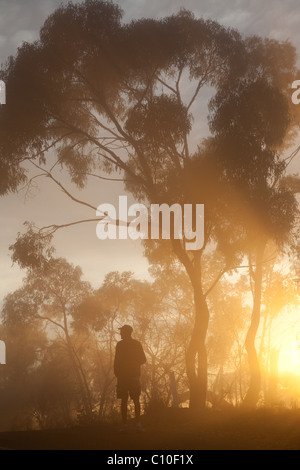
[0,408,300,450]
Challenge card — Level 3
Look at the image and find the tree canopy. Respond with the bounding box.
[1,0,299,410]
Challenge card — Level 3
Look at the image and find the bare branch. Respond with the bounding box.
[53,115,146,188]
[175,66,190,160]
[86,109,126,141]
[29,161,97,211]
[83,172,125,182]
[186,76,207,111]
[283,144,300,165]
[204,267,227,298]
[20,133,74,164]
[35,314,66,332]
[155,75,177,94]
[186,47,216,111]
[39,218,104,235]
[99,98,154,191]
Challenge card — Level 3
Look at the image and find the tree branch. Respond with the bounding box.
[35,313,66,332]
[204,266,228,298]
[39,218,104,235]
[29,161,97,211]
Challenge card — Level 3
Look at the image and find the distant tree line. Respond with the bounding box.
[0,244,298,430]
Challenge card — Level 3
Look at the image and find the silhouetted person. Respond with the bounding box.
[114,325,146,432]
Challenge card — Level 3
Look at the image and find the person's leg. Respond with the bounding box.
[133,397,141,423]
[121,394,128,424]
[133,396,145,432]
[129,377,142,425]
[117,379,129,428]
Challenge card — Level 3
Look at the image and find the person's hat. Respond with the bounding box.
[119,325,133,335]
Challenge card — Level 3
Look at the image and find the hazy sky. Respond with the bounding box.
[1,0,300,302]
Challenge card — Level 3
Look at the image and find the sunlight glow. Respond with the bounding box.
[268,310,300,376]
[279,343,300,375]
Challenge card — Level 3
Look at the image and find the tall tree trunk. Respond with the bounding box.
[186,287,209,410]
[243,241,266,408]
[171,241,209,411]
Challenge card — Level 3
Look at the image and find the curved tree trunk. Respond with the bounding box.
[171,241,210,411]
[186,289,209,410]
[243,241,266,408]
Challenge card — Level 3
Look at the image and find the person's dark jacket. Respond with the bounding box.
[114,338,146,379]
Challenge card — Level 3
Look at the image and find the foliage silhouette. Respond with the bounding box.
[1,0,299,409]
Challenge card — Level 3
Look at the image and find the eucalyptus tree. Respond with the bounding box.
[0,0,298,409]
